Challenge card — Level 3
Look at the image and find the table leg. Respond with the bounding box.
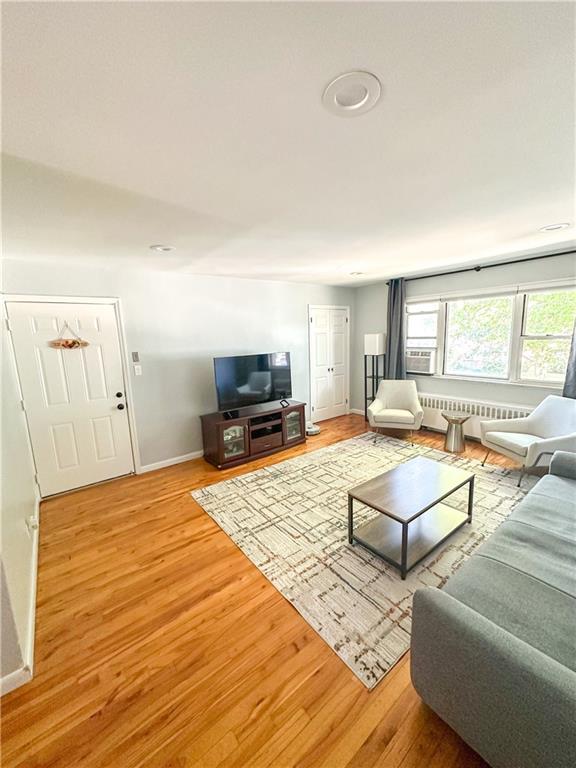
[348,495,354,544]
[467,476,475,523]
[401,522,408,579]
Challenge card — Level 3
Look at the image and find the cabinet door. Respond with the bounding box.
[219,420,249,463]
[283,407,304,443]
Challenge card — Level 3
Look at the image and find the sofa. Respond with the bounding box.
[410,451,576,768]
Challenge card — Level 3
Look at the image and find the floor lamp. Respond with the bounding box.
[364,333,385,420]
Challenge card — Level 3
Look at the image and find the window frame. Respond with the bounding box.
[405,284,575,387]
[405,302,443,375]
[515,290,575,385]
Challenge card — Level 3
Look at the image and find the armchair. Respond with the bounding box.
[367,380,424,442]
[480,395,576,485]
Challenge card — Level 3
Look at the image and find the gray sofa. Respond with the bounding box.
[411,451,576,768]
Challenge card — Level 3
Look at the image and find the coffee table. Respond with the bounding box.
[348,457,474,579]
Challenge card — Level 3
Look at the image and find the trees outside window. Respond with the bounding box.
[445,296,513,379]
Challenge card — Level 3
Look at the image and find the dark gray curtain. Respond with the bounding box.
[385,278,406,379]
[563,319,576,399]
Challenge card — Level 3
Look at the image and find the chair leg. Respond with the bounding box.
[517,468,525,488]
[409,430,414,445]
[481,449,490,467]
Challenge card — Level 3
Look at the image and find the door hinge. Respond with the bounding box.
[20,399,26,411]
[310,317,313,323]
[346,317,349,323]
[346,398,348,404]
[311,406,315,411]
[4,318,12,332]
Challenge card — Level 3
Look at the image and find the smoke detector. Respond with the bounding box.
[322,71,382,117]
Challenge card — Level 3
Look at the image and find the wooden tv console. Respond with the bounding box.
[200,400,306,469]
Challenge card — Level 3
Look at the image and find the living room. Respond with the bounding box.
[1,2,575,767]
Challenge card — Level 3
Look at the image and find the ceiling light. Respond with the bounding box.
[149,244,173,251]
[323,72,382,117]
[539,223,571,232]
[350,272,365,276]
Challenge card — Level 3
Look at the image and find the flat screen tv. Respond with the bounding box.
[214,352,292,411]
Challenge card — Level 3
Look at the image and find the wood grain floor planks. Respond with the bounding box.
[2,416,513,767]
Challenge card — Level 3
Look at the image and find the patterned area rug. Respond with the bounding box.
[191,432,534,689]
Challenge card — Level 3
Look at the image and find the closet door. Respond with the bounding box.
[309,306,350,422]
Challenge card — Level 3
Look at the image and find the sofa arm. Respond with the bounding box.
[479,416,532,439]
[367,399,383,417]
[411,588,576,768]
[525,434,576,467]
[550,450,576,480]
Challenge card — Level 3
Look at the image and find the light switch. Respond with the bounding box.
[134,364,142,376]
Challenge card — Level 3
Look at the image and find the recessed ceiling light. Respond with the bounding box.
[323,72,382,117]
[350,271,365,276]
[539,223,571,232]
[149,244,174,251]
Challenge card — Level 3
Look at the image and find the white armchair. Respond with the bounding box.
[480,395,576,485]
[368,380,424,442]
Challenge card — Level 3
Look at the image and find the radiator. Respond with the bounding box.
[419,393,533,439]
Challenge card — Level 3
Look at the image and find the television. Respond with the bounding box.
[214,352,292,412]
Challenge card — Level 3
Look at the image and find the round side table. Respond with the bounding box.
[442,411,471,453]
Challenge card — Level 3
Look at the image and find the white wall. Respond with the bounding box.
[2,259,355,467]
[351,283,387,414]
[1,310,39,684]
[351,252,576,410]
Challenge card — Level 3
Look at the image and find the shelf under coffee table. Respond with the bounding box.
[348,456,475,579]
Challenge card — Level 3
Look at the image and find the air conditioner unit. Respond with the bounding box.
[406,349,436,374]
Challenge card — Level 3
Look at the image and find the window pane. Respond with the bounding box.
[406,338,436,348]
[524,290,576,336]
[407,302,439,313]
[407,313,437,338]
[520,339,571,382]
[445,296,513,378]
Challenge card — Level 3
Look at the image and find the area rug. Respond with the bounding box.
[191,432,534,689]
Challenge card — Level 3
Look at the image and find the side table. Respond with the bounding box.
[442,411,471,453]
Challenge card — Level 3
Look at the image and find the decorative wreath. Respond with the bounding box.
[48,321,89,349]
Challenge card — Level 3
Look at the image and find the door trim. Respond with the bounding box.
[307,304,351,422]
[3,294,142,479]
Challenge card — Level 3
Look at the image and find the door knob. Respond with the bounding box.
[116,392,123,398]
[117,403,125,410]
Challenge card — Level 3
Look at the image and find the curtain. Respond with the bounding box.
[563,319,576,399]
[385,278,406,379]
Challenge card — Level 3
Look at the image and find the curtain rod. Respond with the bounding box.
[386,248,576,285]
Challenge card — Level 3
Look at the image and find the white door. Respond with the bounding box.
[309,306,350,422]
[6,302,134,496]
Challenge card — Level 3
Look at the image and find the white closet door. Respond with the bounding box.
[7,302,134,496]
[309,306,350,422]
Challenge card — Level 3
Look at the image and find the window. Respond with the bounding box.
[519,290,576,383]
[444,295,514,379]
[405,286,576,385]
[406,302,440,374]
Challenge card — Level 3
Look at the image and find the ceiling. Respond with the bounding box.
[2,1,575,285]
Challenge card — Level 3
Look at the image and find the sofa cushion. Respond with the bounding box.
[484,431,537,456]
[445,556,576,672]
[372,408,415,425]
[477,520,576,597]
[529,473,576,507]
[510,488,576,543]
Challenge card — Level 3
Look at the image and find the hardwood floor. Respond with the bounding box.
[2,416,516,767]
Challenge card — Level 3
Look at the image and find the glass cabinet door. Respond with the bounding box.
[285,410,303,442]
[221,423,248,461]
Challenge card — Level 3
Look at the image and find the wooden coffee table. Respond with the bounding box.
[348,456,474,579]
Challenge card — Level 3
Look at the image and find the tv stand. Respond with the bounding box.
[201,400,306,469]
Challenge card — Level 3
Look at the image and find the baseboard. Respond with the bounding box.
[1,666,32,697]
[349,408,365,416]
[139,450,204,473]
